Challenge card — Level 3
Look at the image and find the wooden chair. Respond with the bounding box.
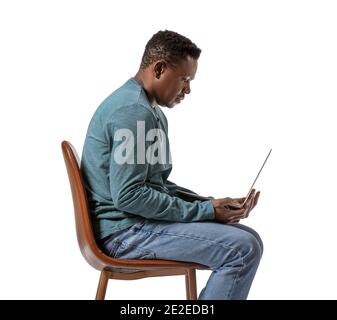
[61,140,209,300]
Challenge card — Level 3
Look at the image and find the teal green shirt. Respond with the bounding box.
[81,78,215,240]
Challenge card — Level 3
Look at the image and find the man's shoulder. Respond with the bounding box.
[97,78,152,118]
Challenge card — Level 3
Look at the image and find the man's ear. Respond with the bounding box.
[153,61,167,79]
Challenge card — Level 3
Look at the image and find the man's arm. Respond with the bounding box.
[108,105,214,222]
[165,180,213,202]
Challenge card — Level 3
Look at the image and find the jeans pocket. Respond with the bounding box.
[114,240,156,260]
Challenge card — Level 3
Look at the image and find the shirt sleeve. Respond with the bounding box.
[107,104,215,222]
[165,180,214,202]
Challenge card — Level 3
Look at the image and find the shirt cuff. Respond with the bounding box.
[201,200,215,221]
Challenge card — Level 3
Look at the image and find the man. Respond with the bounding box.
[81,30,263,299]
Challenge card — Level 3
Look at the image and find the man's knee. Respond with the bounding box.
[233,224,263,257]
[239,231,263,262]
[223,228,263,265]
[212,230,263,269]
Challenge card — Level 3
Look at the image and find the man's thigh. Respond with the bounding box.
[112,220,261,269]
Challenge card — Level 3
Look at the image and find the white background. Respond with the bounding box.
[1,0,336,299]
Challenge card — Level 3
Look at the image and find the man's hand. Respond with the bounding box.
[211,189,260,224]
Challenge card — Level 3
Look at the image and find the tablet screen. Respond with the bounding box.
[230,148,272,209]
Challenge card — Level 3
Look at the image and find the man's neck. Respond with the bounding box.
[134,70,156,107]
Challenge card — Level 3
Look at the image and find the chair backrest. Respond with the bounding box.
[62,140,108,270]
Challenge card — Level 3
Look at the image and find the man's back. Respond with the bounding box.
[81,78,164,240]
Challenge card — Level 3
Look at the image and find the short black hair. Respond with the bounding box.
[140,30,201,69]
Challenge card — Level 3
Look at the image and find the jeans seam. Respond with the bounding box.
[225,257,245,299]
[225,241,258,298]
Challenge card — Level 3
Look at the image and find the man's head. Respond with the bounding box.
[135,30,201,108]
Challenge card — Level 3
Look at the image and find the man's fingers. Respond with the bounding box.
[239,189,255,217]
[244,191,260,217]
[243,189,255,209]
[216,208,245,223]
[230,210,247,221]
[227,207,246,216]
[252,191,260,209]
[236,197,246,203]
[216,204,245,214]
[248,189,256,202]
[249,191,256,211]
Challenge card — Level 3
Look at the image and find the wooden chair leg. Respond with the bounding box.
[96,270,109,300]
[185,268,197,300]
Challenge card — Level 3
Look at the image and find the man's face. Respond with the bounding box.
[153,56,198,108]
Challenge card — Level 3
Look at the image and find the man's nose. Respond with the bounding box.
[183,82,191,94]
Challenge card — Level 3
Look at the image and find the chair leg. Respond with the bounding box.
[96,270,109,300]
[185,268,197,300]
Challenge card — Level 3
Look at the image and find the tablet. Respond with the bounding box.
[230,148,272,209]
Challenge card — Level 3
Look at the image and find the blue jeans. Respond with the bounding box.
[99,219,263,300]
